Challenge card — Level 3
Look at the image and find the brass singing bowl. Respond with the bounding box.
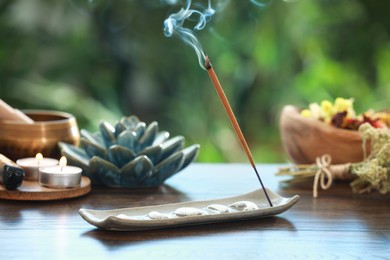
[0,110,80,161]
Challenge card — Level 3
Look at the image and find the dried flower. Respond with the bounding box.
[320,100,335,123]
[300,97,389,130]
[300,109,311,118]
[309,103,322,119]
[334,97,355,117]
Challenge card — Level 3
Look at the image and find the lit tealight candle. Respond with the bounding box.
[39,156,82,189]
[16,153,59,180]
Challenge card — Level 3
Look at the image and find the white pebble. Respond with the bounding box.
[206,204,231,214]
[116,214,139,220]
[174,207,203,217]
[147,211,171,220]
[229,201,259,211]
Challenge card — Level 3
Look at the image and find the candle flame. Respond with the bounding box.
[35,153,43,160]
[59,156,67,168]
[35,153,43,165]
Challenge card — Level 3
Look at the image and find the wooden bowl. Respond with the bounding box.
[279,105,370,164]
[0,110,80,161]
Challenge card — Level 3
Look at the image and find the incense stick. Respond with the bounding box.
[205,56,273,207]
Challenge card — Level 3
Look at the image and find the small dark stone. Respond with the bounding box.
[3,165,25,190]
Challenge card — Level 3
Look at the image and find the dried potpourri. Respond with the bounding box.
[300,97,390,130]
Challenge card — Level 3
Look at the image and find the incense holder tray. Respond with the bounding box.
[59,115,200,188]
[79,189,300,231]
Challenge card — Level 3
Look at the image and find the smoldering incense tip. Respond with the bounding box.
[205,56,212,70]
[204,55,273,207]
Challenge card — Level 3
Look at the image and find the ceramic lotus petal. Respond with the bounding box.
[59,115,200,188]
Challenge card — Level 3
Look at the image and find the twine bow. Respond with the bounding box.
[313,154,333,198]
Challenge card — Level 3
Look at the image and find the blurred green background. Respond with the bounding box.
[1,0,390,163]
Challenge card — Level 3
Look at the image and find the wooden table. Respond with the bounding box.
[1,163,389,259]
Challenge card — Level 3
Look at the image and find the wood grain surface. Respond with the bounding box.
[0,163,389,259]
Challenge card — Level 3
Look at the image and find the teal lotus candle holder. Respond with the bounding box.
[59,115,200,188]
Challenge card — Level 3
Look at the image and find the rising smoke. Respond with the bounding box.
[163,0,271,69]
[163,0,215,69]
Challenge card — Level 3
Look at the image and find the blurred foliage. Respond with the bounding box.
[1,0,390,163]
